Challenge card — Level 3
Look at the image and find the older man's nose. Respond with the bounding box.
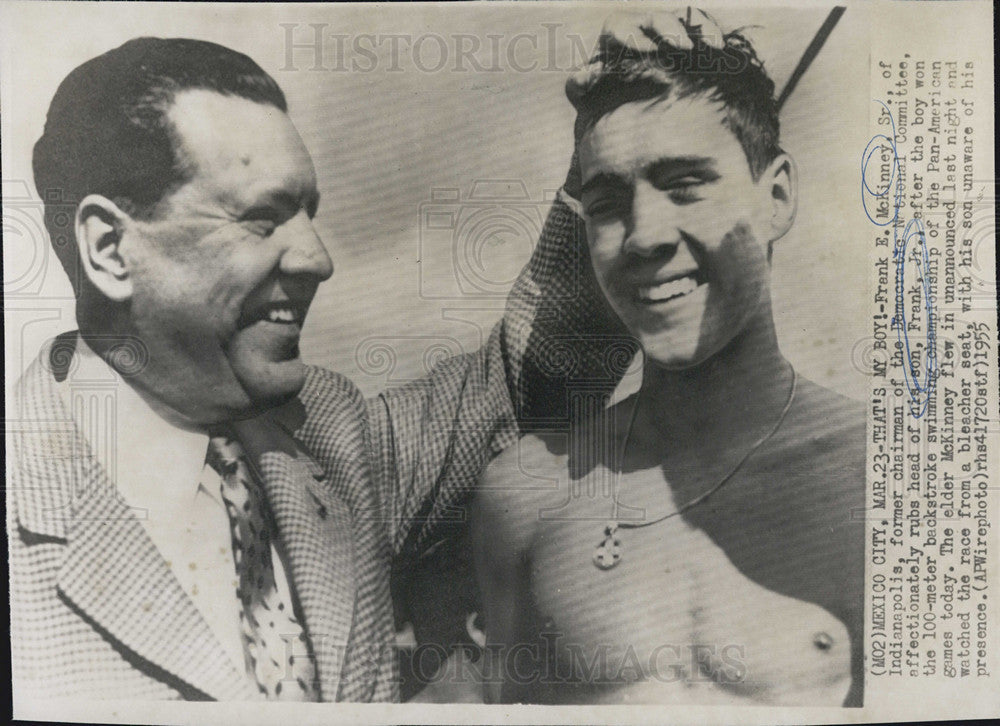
[280,213,334,280]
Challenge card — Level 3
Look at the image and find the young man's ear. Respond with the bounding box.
[75,195,134,301]
[760,153,798,242]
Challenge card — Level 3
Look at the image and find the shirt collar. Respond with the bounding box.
[62,335,215,520]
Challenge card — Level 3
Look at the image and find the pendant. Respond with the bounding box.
[593,521,622,569]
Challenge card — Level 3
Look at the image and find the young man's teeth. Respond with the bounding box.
[266,307,297,323]
[640,275,699,302]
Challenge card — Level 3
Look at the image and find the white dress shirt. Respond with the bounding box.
[59,335,296,674]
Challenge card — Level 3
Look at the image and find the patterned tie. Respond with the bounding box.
[206,432,319,701]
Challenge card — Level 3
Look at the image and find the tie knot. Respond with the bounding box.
[206,432,242,477]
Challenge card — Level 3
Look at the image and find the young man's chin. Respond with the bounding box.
[637,331,705,371]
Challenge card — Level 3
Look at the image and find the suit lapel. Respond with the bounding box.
[234,418,358,702]
[14,342,255,701]
[56,482,257,701]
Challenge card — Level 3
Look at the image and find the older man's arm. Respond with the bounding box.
[366,189,632,556]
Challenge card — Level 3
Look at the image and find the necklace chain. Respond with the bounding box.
[593,365,798,569]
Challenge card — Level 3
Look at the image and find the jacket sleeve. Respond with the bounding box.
[365,190,634,556]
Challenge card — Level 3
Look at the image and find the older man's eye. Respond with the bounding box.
[243,220,277,237]
[241,208,281,236]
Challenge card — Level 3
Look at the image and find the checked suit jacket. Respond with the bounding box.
[8,195,630,702]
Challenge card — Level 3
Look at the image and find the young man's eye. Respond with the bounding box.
[659,173,714,203]
[667,183,703,204]
[651,170,716,205]
[584,194,628,219]
[585,201,614,218]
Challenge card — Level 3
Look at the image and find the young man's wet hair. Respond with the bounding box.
[568,27,781,181]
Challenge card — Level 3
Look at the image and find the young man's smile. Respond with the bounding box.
[634,269,706,306]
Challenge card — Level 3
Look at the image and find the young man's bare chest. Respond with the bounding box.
[522,462,856,705]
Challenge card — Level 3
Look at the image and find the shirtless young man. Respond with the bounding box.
[472,12,865,706]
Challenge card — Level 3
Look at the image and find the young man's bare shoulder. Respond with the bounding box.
[475,396,636,542]
[470,433,570,560]
[787,377,866,468]
[479,431,571,511]
[758,375,866,514]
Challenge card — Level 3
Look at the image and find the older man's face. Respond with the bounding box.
[121,89,333,423]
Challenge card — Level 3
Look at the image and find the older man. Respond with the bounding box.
[8,36,623,702]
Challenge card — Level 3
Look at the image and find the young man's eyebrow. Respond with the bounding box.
[581,156,719,197]
[646,156,717,179]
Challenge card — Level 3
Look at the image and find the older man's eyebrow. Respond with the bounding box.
[242,188,321,219]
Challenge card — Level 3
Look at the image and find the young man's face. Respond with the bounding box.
[121,89,334,423]
[579,94,777,369]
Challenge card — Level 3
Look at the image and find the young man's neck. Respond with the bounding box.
[636,309,793,453]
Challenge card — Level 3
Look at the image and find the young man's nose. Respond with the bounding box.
[623,182,682,258]
[278,212,334,280]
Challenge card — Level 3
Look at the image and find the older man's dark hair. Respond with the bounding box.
[33,37,287,292]
[567,29,782,181]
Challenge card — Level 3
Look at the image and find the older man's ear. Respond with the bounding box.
[75,195,134,302]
